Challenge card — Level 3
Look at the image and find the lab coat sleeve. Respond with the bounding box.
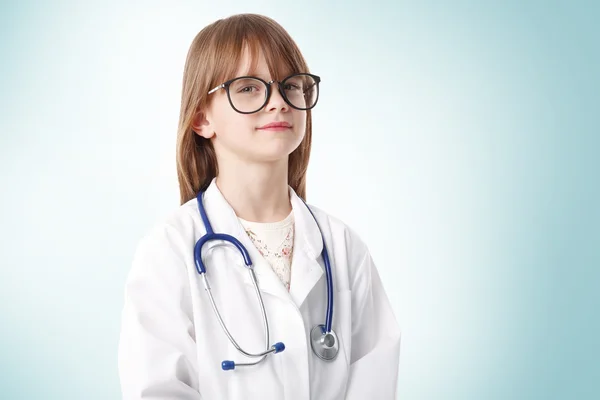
[344,252,401,399]
[118,225,201,399]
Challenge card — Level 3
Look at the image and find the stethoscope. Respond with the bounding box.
[194,190,338,371]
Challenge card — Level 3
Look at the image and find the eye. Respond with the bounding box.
[284,83,301,91]
[231,78,265,94]
[238,85,260,93]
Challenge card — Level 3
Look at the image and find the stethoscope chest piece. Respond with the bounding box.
[310,324,339,361]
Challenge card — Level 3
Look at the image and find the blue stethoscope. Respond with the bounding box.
[194,190,338,371]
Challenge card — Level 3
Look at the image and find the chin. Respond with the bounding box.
[250,141,301,163]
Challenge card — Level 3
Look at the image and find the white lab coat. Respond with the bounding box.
[118,179,401,399]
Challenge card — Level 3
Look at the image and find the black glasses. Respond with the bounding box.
[207,73,320,114]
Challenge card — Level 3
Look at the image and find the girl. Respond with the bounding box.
[118,13,401,400]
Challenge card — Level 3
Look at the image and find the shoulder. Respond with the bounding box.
[131,198,201,270]
[122,201,199,327]
[307,202,368,249]
[305,202,372,273]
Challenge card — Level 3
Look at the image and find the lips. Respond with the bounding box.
[258,121,292,129]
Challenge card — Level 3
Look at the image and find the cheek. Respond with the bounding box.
[214,110,253,138]
[295,113,307,137]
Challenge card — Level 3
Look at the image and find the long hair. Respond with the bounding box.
[176,14,313,205]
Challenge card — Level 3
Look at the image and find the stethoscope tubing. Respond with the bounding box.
[194,190,336,369]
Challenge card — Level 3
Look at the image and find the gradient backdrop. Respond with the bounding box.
[1,0,598,399]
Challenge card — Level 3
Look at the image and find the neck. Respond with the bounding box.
[215,157,292,223]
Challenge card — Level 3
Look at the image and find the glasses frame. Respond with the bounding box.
[207,73,321,114]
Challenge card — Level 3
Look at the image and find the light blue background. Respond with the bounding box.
[1,0,598,399]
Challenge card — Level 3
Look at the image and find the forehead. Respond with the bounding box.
[233,44,293,81]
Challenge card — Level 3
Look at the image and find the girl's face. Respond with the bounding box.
[194,49,307,165]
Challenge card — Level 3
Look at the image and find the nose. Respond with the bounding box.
[265,82,289,112]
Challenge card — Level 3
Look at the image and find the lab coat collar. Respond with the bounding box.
[199,178,325,307]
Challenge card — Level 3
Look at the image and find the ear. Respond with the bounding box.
[191,110,215,139]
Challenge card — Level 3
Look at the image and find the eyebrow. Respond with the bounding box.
[235,65,294,82]
[234,67,272,80]
[240,73,272,80]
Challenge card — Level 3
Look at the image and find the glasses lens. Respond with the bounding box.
[282,74,318,110]
[228,78,268,113]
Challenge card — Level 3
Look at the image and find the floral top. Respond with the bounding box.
[238,211,295,291]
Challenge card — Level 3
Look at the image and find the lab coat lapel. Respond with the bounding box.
[288,188,326,309]
[200,179,293,302]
